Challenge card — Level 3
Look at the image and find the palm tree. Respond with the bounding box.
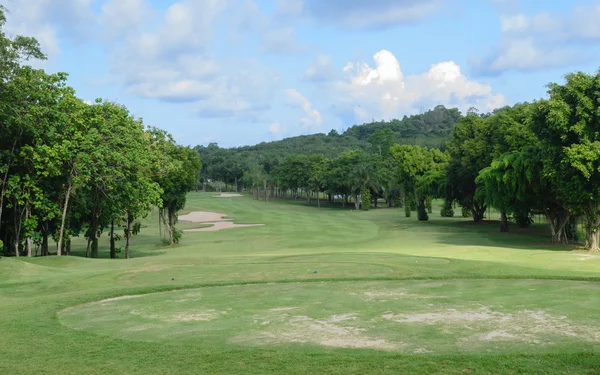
[350,162,380,210]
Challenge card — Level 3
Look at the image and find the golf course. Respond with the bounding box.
[2,192,599,374]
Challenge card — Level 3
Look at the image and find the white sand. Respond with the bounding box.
[214,193,243,198]
[179,211,265,232]
[186,222,265,232]
[179,212,229,222]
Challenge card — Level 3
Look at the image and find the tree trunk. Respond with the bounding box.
[471,202,486,223]
[417,197,428,221]
[354,194,360,210]
[583,203,600,251]
[168,208,175,246]
[86,238,91,258]
[26,203,32,257]
[161,207,174,246]
[125,213,132,259]
[57,178,73,256]
[91,237,99,258]
[263,180,268,201]
[13,203,23,257]
[109,218,116,259]
[41,223,48,257]
[500,210,508,232]
[317,191,320,208]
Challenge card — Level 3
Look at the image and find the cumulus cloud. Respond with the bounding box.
[2,0,96,60]
[103,0,279,119]
[327,49,504,123]
[285,88,323,129]
[474,1,600,74]
[290,0,445,29]
[99,0,154,39]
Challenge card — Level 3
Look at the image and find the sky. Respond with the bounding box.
[3,0,600,147]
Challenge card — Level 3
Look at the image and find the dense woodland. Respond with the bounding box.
[199,73,600,251]
[0,8,200,257]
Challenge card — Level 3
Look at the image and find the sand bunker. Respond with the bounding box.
[179,211,265,232]
[214,193,243,198]
[179,212,229,222]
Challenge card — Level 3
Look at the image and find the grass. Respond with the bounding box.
[1,192,600,374]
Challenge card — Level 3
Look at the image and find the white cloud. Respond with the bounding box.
[100,0,154,39]
[2,0,95,61]
[328,49,504,122]
[298,0,445,29]
[276,0,304,16]
[103,0,279,119]
[260,27,307,54]
[303,55,335,82]
[269,122,281,135]
[285,88,322,129]
[475,2,600,74]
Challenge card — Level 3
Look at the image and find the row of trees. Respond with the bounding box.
[195,105,462,190]
[203,68,600,251]
[0,7,200,257]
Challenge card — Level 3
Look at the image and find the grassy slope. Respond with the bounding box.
[1,193,599,374]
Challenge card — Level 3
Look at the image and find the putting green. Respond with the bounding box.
[59,279,600,354]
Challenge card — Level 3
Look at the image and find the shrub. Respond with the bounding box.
[440,200,454,217]
[361,189,371,211]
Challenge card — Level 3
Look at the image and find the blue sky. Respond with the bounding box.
[4,0,600,147]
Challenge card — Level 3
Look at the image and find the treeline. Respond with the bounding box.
[202,70,600,251]
[0,8,200,258]
[195,105,462,189]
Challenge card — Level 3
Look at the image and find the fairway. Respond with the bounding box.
[2,192,600,374]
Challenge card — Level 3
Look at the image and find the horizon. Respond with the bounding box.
[5,0,600,147]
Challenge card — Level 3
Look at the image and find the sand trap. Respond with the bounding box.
[186,222,265,232]
[179,211,265,232]
[179,212,229,222]
[214,193,243,198]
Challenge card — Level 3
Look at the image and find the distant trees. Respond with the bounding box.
[0,8,200,257]
[197,65,600,251]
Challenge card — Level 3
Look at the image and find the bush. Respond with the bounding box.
[461,206,472,218]
[426,197,433,214]
[514,211,533,228]
[409,199,417,211]
[361,189,371,211]
[440,200,454,217]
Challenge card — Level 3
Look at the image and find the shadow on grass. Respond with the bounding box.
[68,246,168,259]
[426,219,578,252]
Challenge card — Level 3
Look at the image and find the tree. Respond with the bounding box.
[531,70,600,250]
[446,114,494,222]
[391,145,449,221]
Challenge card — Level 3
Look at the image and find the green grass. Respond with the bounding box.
[1,192,600,374]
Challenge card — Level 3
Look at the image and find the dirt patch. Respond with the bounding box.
[362,289,445,300]
[167,310,225,322]
[240,313,399,350]
[384,307,600,343]
[574,253,598,261]
[383,307,506,324]
[100,295,143,303]
[185,222,265,232]
[214,193,243,198]
[270,307,298,312]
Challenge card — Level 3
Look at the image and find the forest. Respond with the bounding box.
[198,73,600,251]
[0,7,200,258]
